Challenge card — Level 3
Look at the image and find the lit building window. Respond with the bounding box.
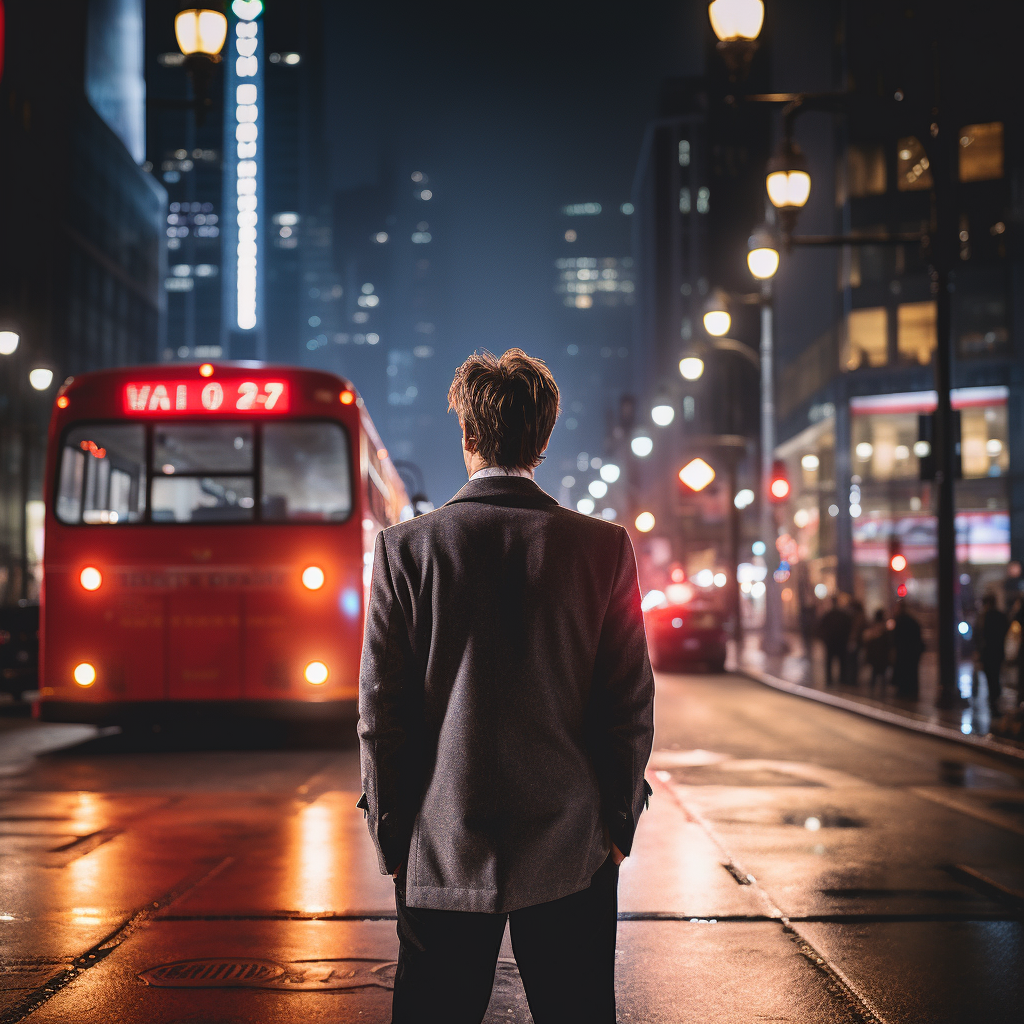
[897,301,936,365]
[959,122,1004,182]
[896,136,933,192]
[843,307,887,370]
[847,143,886,198]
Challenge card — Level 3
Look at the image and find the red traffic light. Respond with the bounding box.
[890,553,907,572]
[768,459,790,503]
[896,583,908,598]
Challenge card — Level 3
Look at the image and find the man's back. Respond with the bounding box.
[358,474,655,913]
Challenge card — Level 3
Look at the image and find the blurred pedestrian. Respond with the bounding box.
[799,595,818,659]
[846,597,866,687]
[862,609,891,693]
[817,596,852,688]
[974,593,1009,719]
[890,601,924,701]
[358,348,655,1024]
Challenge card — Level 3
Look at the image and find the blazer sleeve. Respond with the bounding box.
[357,531,418,874]
[591,528,656,856]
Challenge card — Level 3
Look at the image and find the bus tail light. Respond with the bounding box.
[301,566,325,590]
[304,661,329,685]
[73,662,96,686]
[80,567,102,591]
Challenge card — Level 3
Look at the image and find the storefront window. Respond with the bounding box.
[959,122,1004,182]
[896,301,936,365]
[960,404,1009,479]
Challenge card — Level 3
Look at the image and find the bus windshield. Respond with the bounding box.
[56,421,351,525]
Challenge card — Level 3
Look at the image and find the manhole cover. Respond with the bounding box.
[139,957,396,991]
[142,960,284,986]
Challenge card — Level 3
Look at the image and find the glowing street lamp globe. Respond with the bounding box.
[747,226,780,280]
[679,356,705,381]
[651,404,675,427]
[703,309,731,336]
[174,9,228,56]
[635,511,656,533]
[766,137,811,231]
[708,0,764,42]
[631,434,654,458]
[0,331,19,356]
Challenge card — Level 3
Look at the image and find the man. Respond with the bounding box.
[974,593,1009,720]
[890,600,924,701]
[817,596,852,687]
[357,348,655,1024]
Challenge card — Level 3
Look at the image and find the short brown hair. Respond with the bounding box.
[448,348,560,470]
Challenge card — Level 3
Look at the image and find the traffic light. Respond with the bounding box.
[888,534,906,573]
[768,459,790,503]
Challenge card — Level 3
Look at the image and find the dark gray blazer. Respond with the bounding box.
[357,475,655,913]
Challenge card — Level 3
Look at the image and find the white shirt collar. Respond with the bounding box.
[469,466,535,482]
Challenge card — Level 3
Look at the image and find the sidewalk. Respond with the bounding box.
[734,632,1024,760]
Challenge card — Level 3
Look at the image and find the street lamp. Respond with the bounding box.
[747,225,780,280]
[679,356,705,381]
[702,289,731,337]
[174,6,228,123]
[651,403,675,427]
[766,136,811,235]
[631,433,654,458]
[0,331,19,356]
[708,0,764,78]
[28,368,53,391]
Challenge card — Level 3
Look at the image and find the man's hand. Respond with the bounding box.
[611,844,625,866]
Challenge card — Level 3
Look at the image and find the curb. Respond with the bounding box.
[738,663,1024,763]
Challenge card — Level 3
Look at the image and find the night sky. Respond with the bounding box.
[320,0,704,502]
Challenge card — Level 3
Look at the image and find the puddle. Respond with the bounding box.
[782,811,865,828]
[938,760,1023,789]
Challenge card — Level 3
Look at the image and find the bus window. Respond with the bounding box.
[57,424,146,524]
[262,422,351,522]
[151,424,255,523]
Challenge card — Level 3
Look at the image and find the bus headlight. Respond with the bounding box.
[73,662,96,686]
[80,567,102,591]
[304,661,329,685]
[301,566,325,590]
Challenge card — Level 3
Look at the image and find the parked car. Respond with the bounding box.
[643,586,727,672]
[0,603,40,703]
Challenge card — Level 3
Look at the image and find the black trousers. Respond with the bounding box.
[391,856,619,1024]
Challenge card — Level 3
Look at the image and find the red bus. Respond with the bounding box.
[37,363,410,725]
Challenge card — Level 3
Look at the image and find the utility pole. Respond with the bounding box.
[759,280,783,656]
[927,36,960,709]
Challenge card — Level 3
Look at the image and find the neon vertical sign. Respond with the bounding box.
[224,0,264,352]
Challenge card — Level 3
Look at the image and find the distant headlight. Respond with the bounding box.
[301,566,325,590]
[304,661,328,685]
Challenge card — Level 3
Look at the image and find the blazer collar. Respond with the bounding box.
[444,475,559,510]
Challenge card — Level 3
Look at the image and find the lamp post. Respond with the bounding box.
[174,6,228,124]
[708,0,765,79]
[765,133,811,236]
[744,223,785,656]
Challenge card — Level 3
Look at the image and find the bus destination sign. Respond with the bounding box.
[123,379,290,414]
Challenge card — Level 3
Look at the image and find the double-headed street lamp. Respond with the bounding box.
[705,0,961,706]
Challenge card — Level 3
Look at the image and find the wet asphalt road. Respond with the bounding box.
[1,671,1022,1023]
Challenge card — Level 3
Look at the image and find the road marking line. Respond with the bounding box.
[649,772,891,1024]
[910,787,1024,837]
